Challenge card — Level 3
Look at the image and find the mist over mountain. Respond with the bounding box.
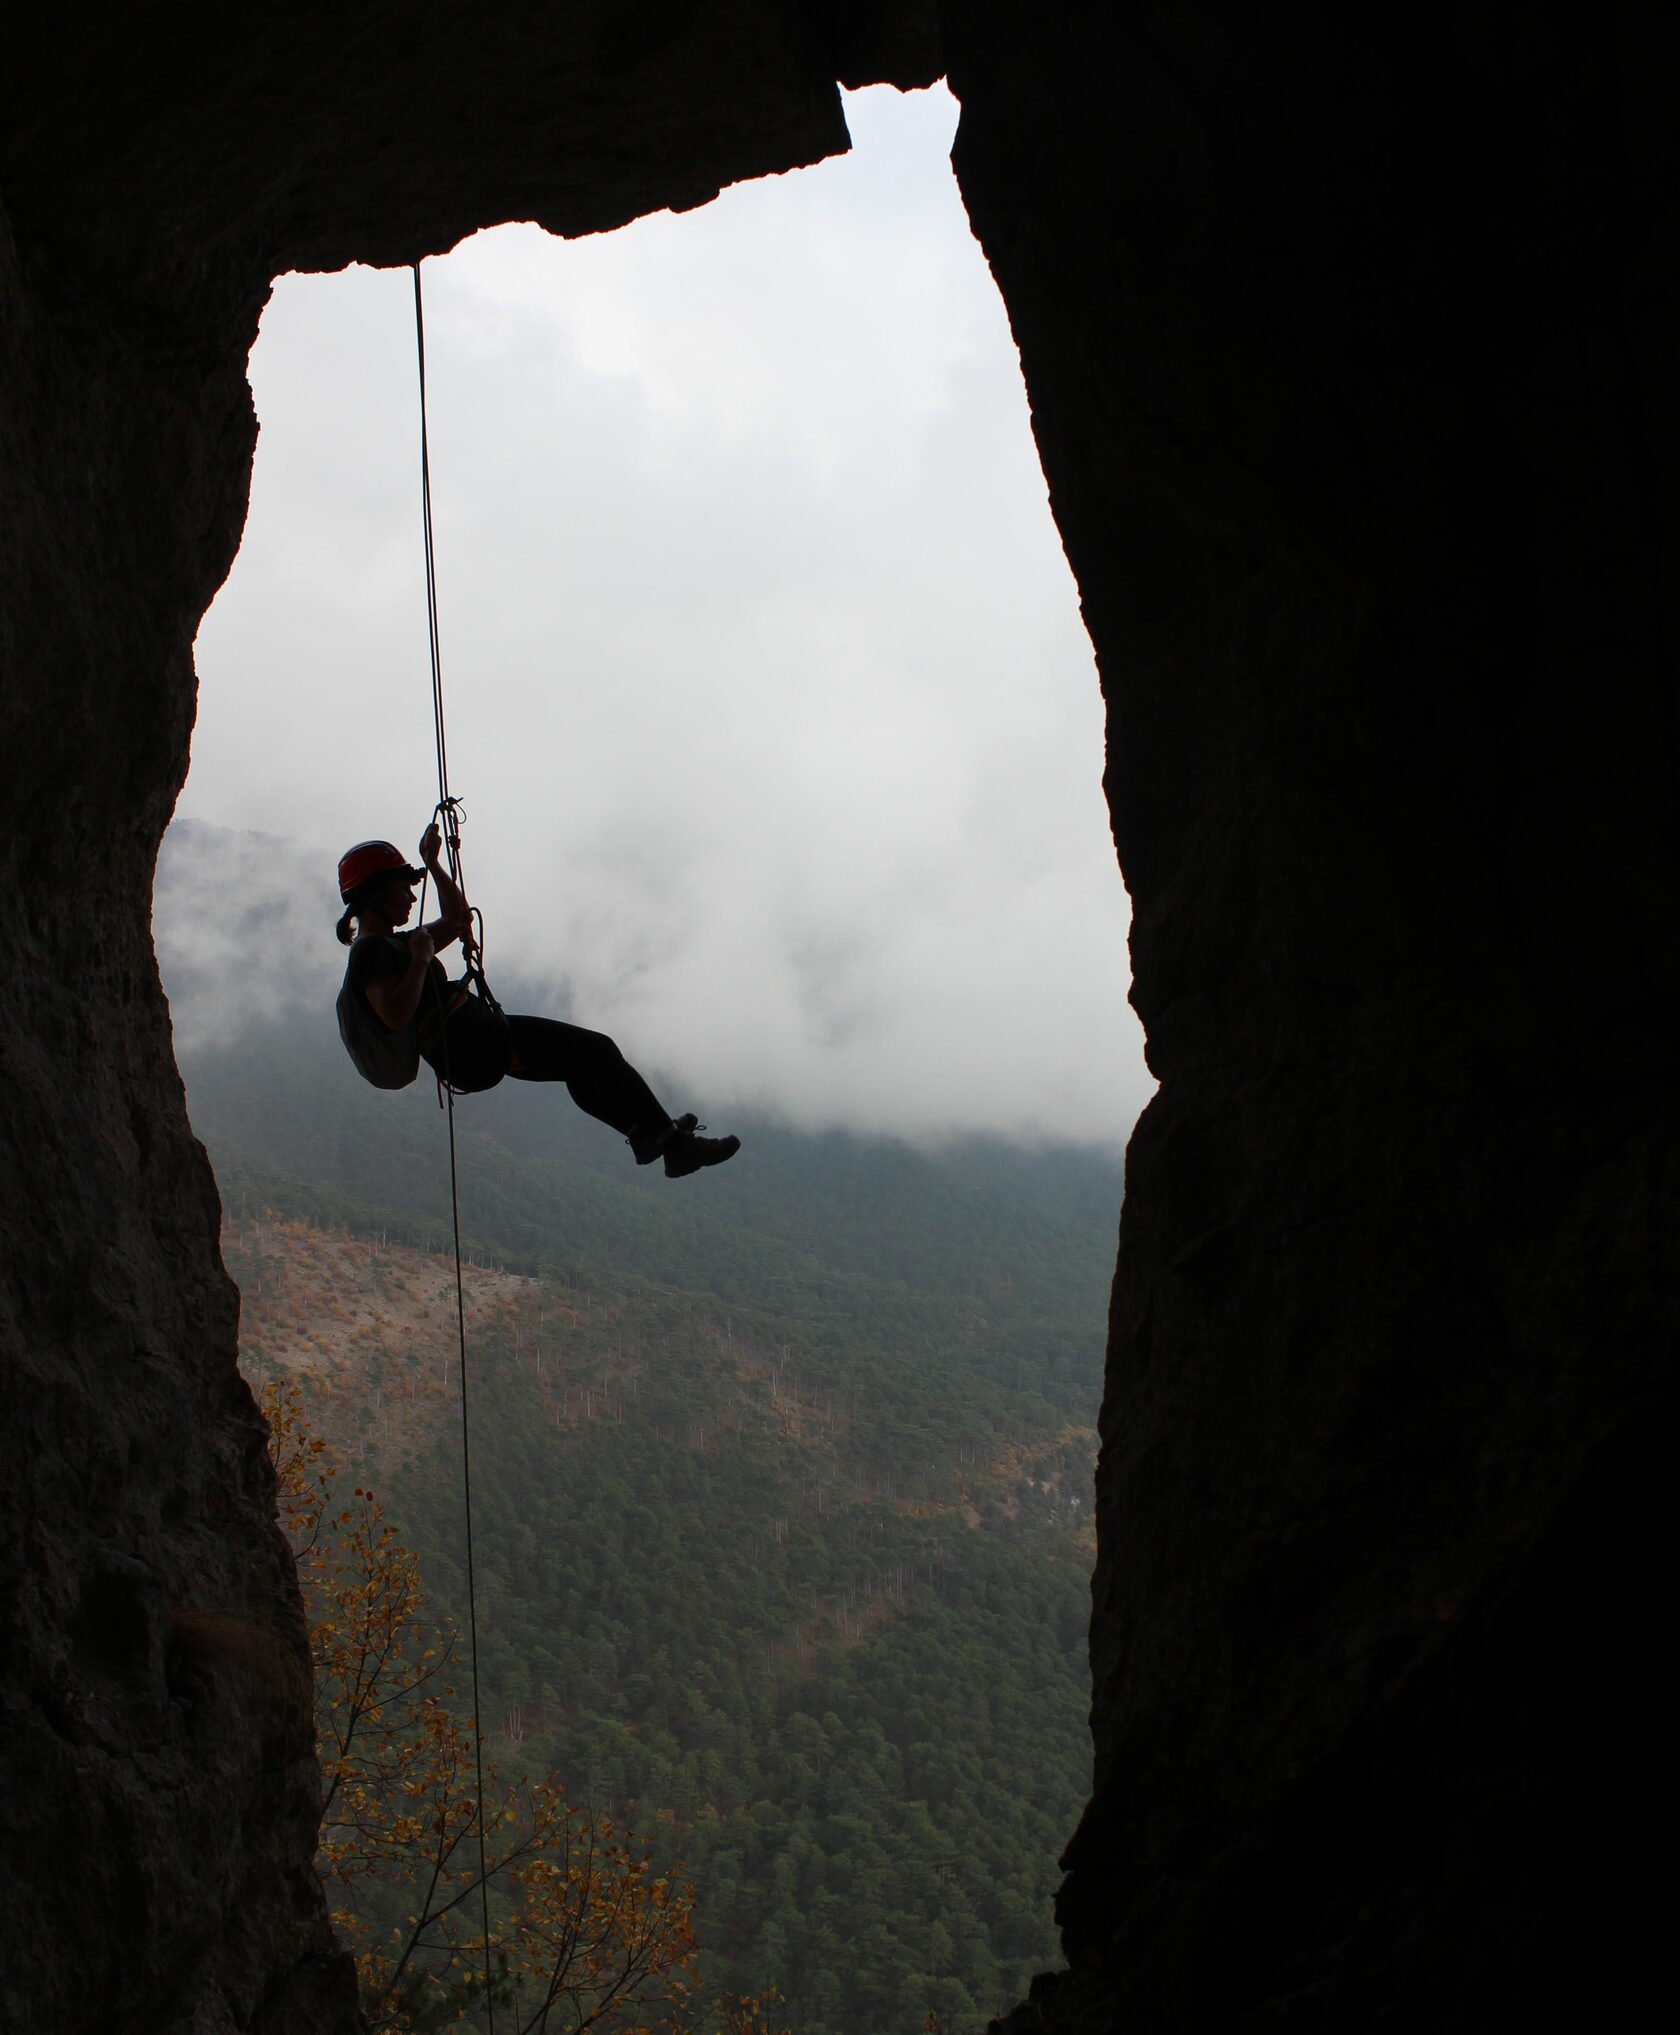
[172,872,1124,2035]
[155,815,1145,1149]
[153,819,337,1052]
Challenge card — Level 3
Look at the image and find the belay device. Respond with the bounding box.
[416,796,512,1096]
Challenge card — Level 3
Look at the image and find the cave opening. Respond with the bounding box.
[158,80,1139,2031]
[11,13,1665,2030]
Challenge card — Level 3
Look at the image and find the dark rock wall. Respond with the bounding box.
[1,3,1672,2030]
[0,8,857,2030]
[0,202,341,2034]
[946,5,1679,2027]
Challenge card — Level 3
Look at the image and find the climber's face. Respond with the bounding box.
[379,875,417,926]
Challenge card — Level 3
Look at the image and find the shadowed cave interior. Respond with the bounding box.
[1,6,1674,2031]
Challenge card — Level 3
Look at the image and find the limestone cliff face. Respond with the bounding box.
[1,6,1672,2032]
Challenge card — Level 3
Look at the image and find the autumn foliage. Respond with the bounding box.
[266,1381,719,2035]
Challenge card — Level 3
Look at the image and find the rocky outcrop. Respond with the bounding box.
[946,7,1678,2027]
[1,5,1672,2031]
[0,9,877,2030]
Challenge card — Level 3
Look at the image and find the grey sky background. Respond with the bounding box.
[171,84,1150,1146]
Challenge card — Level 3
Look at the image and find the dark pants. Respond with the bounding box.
[503,1015,669,1142]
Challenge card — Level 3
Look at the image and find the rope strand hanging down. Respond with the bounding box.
[411,254,497,2033]
[413,261,455,852]
[413,264,489,980]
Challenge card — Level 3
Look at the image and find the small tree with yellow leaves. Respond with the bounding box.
[266,1381,703,2035]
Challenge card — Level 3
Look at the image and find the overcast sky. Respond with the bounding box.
[175,84,1149,1147]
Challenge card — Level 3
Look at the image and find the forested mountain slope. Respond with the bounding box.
[183,1012,1121,2035]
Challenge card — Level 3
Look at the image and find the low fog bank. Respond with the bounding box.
[155,820,344,1052]
[155,818,1148,1151]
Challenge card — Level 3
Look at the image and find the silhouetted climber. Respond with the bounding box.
[334,827,740,1179]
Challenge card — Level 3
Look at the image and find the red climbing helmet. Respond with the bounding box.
[337,839,423,902]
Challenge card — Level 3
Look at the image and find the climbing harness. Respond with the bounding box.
[410,255,497,2029]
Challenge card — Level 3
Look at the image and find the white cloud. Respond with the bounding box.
[180,85,1150,1145]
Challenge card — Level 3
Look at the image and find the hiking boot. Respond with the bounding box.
[629,1113,696,1165]
[664,1118,741,1179]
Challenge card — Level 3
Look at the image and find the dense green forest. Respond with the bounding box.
[184,1009,1120,2035]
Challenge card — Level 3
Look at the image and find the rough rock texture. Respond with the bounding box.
[947,6,1680,2029]
[0,8,879,2030]
[1,4,1674,2032]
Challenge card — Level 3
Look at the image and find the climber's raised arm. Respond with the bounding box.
[419,821,473,950]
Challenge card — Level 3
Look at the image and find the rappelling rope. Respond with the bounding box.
[415,264,455,864]
[412,255,497,2032]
